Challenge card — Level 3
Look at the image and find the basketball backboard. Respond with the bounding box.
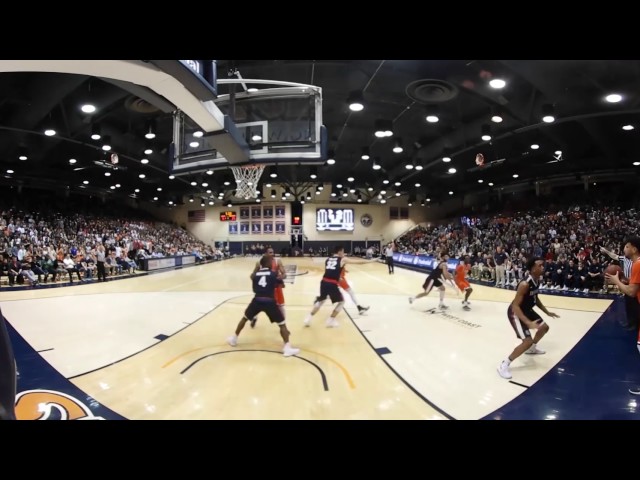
[170,79,327,177]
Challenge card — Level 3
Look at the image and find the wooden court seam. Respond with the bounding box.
[342,308,457,420]
[67,294,247,380]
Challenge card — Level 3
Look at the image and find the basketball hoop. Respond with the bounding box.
[290,226,303,237]
[230,164,265,199]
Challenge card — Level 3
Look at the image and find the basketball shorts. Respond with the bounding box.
[422,277,443,293]
[245,298,285,325]
[317,280,344,304]
[507,305,543,339]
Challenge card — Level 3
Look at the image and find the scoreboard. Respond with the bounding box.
[220,211,237,221]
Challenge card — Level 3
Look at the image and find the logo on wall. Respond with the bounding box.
[360,213,373,227]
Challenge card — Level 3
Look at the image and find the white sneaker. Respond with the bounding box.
[526,345,546,355]
[583,288,589,293]
[326,318,340,328]
[227,335,238,347]
[283,345,300,357]
[304,315,312,327]
[438,304,449,310]
[497,362,512,379]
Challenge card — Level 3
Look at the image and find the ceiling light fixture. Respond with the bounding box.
[393,138,403,153]
[145,121,156,139]
[481,124,491,141]
[91,124,101,140]
[425,104,439,123]
[347,91,365,112]
[542,104,555,123]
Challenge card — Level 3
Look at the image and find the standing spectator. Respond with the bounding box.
[601,245,636,329]
[605,236,640,395]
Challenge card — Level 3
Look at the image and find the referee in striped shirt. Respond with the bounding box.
[601,245,636,329]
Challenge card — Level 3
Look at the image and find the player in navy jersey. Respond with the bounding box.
[227,255,300,356]
[497,257,560,380]
[409,253,456,310]
[249,247,287,328]
[304,245,376,328]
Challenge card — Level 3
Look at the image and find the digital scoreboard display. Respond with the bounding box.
[220,211,237,221]
[316,208,354,231]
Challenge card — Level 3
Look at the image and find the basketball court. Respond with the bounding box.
[0,62,638,420]
[3,255,632,420]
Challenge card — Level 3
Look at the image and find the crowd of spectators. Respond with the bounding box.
[0,194,227,287]
[395,202,639,295]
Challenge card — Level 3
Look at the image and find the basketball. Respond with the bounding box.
[605,264,624,283]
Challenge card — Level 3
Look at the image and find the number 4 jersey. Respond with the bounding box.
[253,267,278,299]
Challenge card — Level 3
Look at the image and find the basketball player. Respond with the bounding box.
[304,245,375,328]
[604,236,640,395]
[455,255,473,310]
[497,257,560,380]
[227,255,300,357]
[338,265,370,315]
[249,247,286,328]
[409,253,456,310]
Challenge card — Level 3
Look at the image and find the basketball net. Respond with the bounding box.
[230,165,265,199]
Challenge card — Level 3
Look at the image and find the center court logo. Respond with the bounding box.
[14,389,104,420]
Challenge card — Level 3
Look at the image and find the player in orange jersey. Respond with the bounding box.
[455,255,474,310]
[250,247,286,327]
[338,265,370,315]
